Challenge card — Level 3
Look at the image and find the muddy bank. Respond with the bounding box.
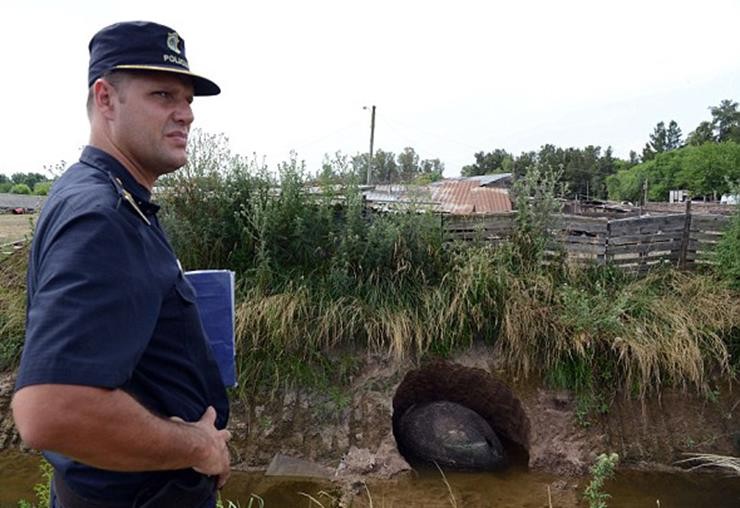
[2,346,738,483]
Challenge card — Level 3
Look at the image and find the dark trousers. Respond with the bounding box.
[50,472,216,508]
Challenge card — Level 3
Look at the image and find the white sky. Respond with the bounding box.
[1,0,739,178]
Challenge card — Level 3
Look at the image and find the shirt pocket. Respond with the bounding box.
[174,274,198,304]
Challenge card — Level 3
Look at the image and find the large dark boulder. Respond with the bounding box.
[397,400,506,470]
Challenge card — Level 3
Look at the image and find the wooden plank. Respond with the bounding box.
[559,234,607,245]
[610,256,678,267]
[554,215,609,233]
[444,215,515,227]
[444,225,515,235]
[609,213,685,226]
[557,214,609,224]
[446,232,510,241]
[609,248,681,259]
[608,232,683,246]
[443,221,515,231]
[443,220,515,229]
[445,228,514,238]
[607,240,683,256]
[609,215,686,235]
[689,232,725,243]
[609,254,680,265]
[691,215,730,229]
[562,243,606,255]
[609,221,685,236]
[557,224,608,235]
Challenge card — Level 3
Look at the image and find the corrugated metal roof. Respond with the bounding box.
[360,179,511,215]
[459,173,512,186]
[430,181,511,214]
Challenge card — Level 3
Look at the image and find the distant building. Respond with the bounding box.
[720,193,739,205]
[668,190,689,203]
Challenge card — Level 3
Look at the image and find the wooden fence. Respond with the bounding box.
[443,211,731,273]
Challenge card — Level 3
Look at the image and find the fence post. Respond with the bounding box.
[678,200,692,270]
[603,219,611,265]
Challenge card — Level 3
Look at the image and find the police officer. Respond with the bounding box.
[11,21,230,507]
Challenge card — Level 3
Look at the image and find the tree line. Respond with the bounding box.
[317,146,445,186]
[0,172,52,195]
[461,99,740,202]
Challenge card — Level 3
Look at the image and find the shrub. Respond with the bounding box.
[33,181,52,196]
[584,453,619,508]
[10,183,31,195]
[714,190,740,289]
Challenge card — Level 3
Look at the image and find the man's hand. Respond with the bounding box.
[172,406,231,488]
[12,385,231,486]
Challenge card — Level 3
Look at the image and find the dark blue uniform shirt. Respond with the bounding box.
[15,146,229,504]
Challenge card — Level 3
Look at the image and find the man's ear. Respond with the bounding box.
[93,79,117,119]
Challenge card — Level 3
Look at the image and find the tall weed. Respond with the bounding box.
[0,244,28,371]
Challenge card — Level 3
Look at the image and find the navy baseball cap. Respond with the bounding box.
[88,21,220,96]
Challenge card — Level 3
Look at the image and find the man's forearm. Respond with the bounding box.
[11,384,224,473]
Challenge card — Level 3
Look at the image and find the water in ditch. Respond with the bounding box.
[1,450,738,507]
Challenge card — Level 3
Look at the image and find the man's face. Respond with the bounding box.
[108,72,195,178]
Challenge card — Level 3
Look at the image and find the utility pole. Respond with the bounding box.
[364,105,376,185]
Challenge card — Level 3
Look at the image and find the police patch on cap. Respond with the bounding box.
[88,21,220,96]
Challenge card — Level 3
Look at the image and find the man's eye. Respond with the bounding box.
[154,91,171,98]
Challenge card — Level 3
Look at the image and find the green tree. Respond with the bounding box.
[711,99,740,143]
[678,142,740,198]
[10,183,32,195]
[33,181,52,195]
[354,149,419,184]
[416,158,444,183]
[461,149,511,176]
[642,121,678,161]
[11,172,47,189]
[514,151,537,177]
[666,120,683,150]
[397,147,420,181]
[608,142,740,201]
[317,151,354,185]
[593,146,616,198]
[687,121,716,146]
[373,149,399,183]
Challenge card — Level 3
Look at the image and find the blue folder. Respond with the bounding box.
[184,270,237,388]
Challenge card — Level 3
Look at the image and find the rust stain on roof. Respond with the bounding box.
[430,181,511,214]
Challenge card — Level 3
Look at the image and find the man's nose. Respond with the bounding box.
[174,101,194,125]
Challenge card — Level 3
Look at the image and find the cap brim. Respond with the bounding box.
[111,64,220,96]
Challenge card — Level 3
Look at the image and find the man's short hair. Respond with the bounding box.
[86,71,129,119]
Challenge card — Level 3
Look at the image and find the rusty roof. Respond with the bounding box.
[429,180,511,214]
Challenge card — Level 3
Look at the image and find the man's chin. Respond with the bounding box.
[159,157,188,176]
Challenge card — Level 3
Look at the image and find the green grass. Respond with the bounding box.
[0,242,28,371]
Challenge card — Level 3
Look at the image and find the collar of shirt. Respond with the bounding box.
[79,145,161,216]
